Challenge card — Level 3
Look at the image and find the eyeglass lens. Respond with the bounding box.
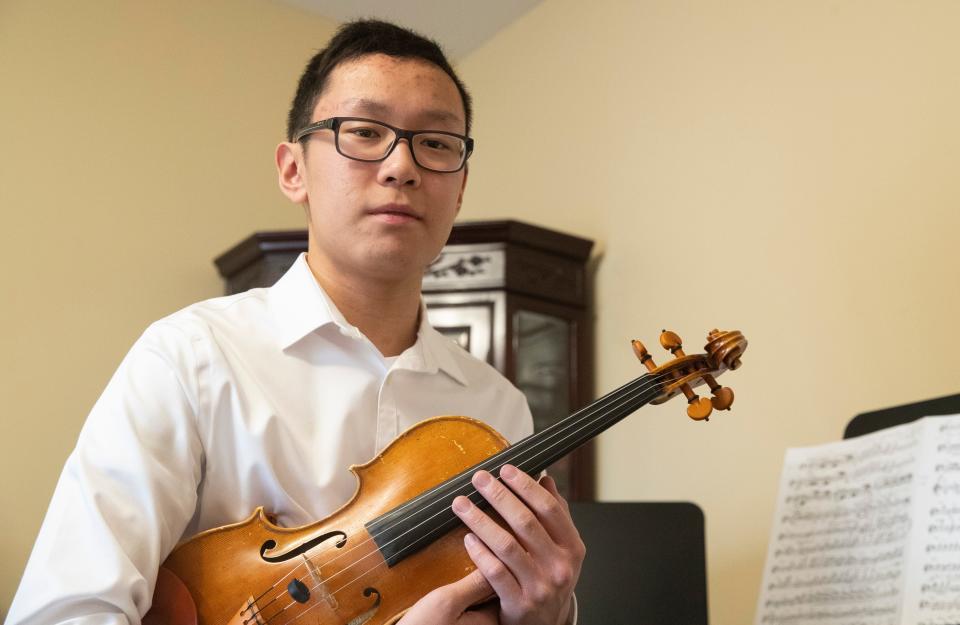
[336,119,466,172]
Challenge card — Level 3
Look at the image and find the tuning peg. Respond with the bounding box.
[705,376,735,410]
[659,330,684,353]
[657,330,713,421]
[687,397,713,421]
[632,339,657,372]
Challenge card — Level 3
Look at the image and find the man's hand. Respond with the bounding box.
[397,569,499,625]
[452,464,585,625]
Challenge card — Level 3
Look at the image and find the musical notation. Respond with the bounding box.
[935,442,960,456]
[769,547,903,575]
[758,602,898,624]
[924,541,960,554]
[909,417,960,623]
[767,568,900,591]
[755,414,960,625]
[932,480,960,496]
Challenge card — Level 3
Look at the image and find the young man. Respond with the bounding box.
[10,20,583,625]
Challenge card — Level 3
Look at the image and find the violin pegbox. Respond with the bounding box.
[632,329,747,421]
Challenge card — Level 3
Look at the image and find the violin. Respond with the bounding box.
[146,329,747,625]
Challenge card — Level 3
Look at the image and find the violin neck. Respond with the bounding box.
[366,371,664,566]
[492,371,664,477]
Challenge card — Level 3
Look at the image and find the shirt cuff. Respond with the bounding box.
[566,593,578,625]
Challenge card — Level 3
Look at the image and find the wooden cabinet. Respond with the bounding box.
[215,220,595,500]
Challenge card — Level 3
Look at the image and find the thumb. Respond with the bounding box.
[442,569,494,610]
[401,569,494,623]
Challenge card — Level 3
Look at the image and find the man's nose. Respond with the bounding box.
[378,139,421,187]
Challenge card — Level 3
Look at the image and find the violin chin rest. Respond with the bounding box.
[144,566,198,625]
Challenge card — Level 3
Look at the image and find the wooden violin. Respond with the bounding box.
[146,329,747,625]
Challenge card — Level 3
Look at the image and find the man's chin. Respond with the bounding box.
[357,249,435,283]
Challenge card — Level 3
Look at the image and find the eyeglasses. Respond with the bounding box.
[293,117,474,173]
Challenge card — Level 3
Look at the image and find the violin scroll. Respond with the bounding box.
[705,328,746,371]
[632,329,747,421]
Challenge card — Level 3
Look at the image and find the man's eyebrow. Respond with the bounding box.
[340,97,390,116]
[339,98,464,126]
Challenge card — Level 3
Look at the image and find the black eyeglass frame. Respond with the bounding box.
[292,116,475,173]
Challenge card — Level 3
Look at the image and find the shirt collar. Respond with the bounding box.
[268,253,346,350]
[268,253,469,386]
[407,304,469,386]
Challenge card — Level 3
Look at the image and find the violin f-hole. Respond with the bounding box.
[345,587,381,625]
[259,530,348,563]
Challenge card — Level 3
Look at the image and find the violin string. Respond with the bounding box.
[368,368,670,523]
[260,368,679,625]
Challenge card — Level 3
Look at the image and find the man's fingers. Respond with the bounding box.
[463,531,524,605]
[500,466,582,549]
[539,474,564,504]
[468,468,554,555]
[440,568,495,611]
[453,488,539,584]
[459,603,500,625]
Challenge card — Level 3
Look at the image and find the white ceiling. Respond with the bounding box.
[272,0,543,60]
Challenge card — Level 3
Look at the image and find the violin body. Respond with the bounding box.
[150,416,509,625]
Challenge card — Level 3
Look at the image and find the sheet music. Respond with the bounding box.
[902,418,960,625]
[755,414,960,625]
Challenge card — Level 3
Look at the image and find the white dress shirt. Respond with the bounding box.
[9,253,537,624]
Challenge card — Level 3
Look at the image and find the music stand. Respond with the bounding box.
[569,501,708,625]
[844,392,960,439]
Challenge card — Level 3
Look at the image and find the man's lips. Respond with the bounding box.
[367,204,422,220]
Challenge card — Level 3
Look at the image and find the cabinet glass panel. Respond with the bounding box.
[515,310,573,495]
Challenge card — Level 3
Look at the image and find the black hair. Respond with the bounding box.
[286,19,472,141]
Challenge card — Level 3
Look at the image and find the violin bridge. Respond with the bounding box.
[301,553,338,609]
[228,596,265,625]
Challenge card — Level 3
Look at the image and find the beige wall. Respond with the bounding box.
[456,1,960,623]
[0,0,337,612]
[4,0,960,622]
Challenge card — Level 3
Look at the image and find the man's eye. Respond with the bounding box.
[347,127,381,139]
[420,138,453,151]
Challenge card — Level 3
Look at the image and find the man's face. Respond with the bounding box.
[279,53,468,286]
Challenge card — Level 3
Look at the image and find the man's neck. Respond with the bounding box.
[305,254,422,357]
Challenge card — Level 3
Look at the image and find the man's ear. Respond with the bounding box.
[455,165,469,213]
[276,142,308,204]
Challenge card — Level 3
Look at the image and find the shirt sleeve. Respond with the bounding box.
[501,385,535,444]
[8,322,205,625]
